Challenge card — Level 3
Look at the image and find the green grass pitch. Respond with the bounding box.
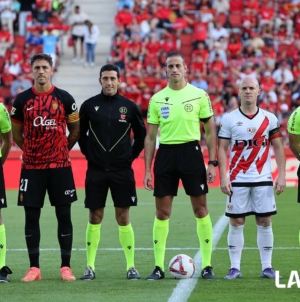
[1,188,300,301]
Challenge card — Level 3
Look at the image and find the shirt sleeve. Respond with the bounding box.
[146,97,159,124]
[287,107,300,134]
[62,91,79,124]
[269,113,282,140]
[78,101,88,156]
[218,114,231,139]
[0,104,11,133]
[199,90,214,119]
[10,93,24,123]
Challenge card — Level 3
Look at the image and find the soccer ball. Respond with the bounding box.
[168,254,195,279]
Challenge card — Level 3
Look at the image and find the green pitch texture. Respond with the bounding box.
[2,188,300,301]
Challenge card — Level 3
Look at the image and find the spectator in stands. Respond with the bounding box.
[83,20,99,68]
[0,66,14,86]
[118,0,134,10]
[260,23,275,47]
[272,60,294,85]
[190,13,209,48]
[70,5,88,63]
[259,2,275,29]
[114,4,133,35]
[208,41,227,66]
[0,24,13,56]
[226,34,242,59]
[191,73,208,90]
[18,0,35,36]
[4,56,21,76]
[209,21,229,48]
[221,82,238,111]
[25,29,43,47]
[212,0,229,15]
[10,72,31,97]
[42,30,59,69]
[0,0,17,34]
[32,3,52,26]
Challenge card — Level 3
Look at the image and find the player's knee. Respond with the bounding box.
[255,215,272,227]
[156,209,171,220]
[89,208,104,224]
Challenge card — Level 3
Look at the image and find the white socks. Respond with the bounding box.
[227,224,244,270]
[257,224,273,270]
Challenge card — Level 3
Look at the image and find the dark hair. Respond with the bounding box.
[75,5,80,9]
[100,64,120,78]
[166,51,185,63]
[30,53,53,67]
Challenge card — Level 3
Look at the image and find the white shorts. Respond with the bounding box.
[225,186,277,217]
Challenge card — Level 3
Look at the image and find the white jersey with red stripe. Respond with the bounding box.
[218,108,281,184]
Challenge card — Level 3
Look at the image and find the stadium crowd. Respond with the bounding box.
[111,0,300,144]
[1,0,300,145]
[0,0,68,111]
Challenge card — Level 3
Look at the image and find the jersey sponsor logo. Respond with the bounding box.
[230,117,270,181]
[160,106,170,119]
[27,106,35,111]
[247,127,256,134]
[236,122,243,126]
[184,104,193,112]
[33,116,56,127]
[52,101,58,110]
[119,107,127,114]
[120,114,126,120]
[71,103,78,111]
[65,189,75,197]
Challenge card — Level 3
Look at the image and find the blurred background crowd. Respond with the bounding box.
[1,0,300,145]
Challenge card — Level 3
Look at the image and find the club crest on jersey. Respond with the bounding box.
[52,101,58,110]
[119,107,127,114]
[247,127,256,134]
[160,106,170,119]
[227,204,233,211]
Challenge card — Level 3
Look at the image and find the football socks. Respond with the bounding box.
[196,214,213,269]
[227,224,244,271]
[257,224,273,270]
[119,223,135,271]
[86,222,101,271]
[0,224,6,268]
[153,217,169,272]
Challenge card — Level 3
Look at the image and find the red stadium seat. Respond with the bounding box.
[13,35,26,49]
[180,33,193,46]
[0,87,12,99]
[0,56,5,73]
[277,43,290,53]
[215,13,228,26]
[229,13,242,28]
[180,45,193,58]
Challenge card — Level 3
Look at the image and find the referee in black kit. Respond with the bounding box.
[78,64,146,280]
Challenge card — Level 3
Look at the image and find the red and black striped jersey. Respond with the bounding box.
[11,85,79,169]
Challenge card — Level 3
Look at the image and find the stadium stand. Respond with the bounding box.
[109,0,300,144]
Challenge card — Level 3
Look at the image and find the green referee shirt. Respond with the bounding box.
[287,107,300,135]
[147,83,213,144]
[0,103,11,158]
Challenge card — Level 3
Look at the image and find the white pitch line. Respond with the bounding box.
[168,215,229,302]
[6,246,300,252]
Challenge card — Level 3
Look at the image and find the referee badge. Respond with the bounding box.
[160,106,170,119]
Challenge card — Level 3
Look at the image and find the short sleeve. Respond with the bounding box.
[218,114,231,139]
[287,108,300,135]
[62,91,79,124]
[199,91,213,119]
[10,93,24,123]
[146,97,159,124]
[0,104,11,133]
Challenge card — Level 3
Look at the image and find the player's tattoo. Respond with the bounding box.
[255,216,271,227]
[67,120,80,150]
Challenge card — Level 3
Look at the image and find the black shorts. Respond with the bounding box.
[72,34,84,42]
[84,168,137,209]
[297,166,300,203]
[0,162,7,209]
[153,141,208,197]
[17,167,77,208]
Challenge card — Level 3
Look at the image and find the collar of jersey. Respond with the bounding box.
[101,91,119,101]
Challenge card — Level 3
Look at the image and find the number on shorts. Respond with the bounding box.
[20,178,28,192]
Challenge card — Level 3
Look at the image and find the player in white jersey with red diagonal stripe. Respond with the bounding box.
[218,76,286,280]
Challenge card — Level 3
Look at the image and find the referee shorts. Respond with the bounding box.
[84,168,138,209]
[0,162,7,209]
[17,167,77,208]
[153,141,208,197]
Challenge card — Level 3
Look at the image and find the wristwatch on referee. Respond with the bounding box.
[208,160,218,167]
